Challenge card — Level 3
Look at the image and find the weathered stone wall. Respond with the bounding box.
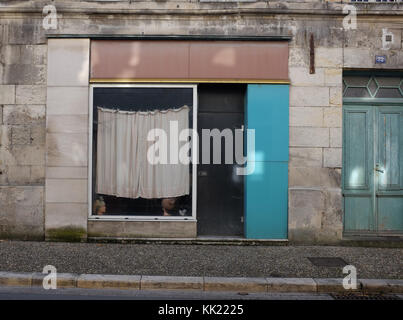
[0,18,47,239]
[0,1,402,242]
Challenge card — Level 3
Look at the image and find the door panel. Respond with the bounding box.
[377,110,401,190]
[376,108,403,232]
[343,106,374,232]
[344,197,373,232]
[197,85,245,237]
[377,197,403,232]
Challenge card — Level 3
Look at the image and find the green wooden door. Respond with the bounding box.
[376,107,403,232]
[343,105,403,235]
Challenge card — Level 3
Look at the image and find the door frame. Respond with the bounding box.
[342,97,403,237]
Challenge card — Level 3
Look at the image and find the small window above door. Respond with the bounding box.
[343,73,403,99]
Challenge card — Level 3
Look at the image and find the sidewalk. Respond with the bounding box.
[0,240,401,279]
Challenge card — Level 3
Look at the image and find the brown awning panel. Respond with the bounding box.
[90,40,289,82]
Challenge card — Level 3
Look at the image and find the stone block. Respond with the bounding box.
[289,147,322,168]
[315,47,342,68]
[343,48,372,68]
[330,128,342,148]
[47,39,90,86]
[15,85,46,104]
[47,87,89,115]
[30,125,45,145]
[47,115,88,133]
[77,274,141,290]
[289,188,325,212]
[290,127,329,147]
[289,47,308,68]
[290,107,323,127]
[266,278,317,293]
[11,145,45,166]
[0,85,15,104]
[88,220,197,239]
[0,186,43,207]
[324,68,342,86]
[289,167,341,188]
[141,276,203,291]
[20,45,47,65]
[2,105,45,125]
[386,279,403,293]
[45,203,88,230]
[4,165,31,185]
[360,279,390,293]
[7,23,45,45]
[324,107,342,127]
[315,278,354,293]
[31,273,78,288]
[0,186,44,239]
[290,86,329,107]
[45,179,87,203]
[2,64,46,85]
[46,133,88,167]
[11,125,31,145]
[0,272,32,286]
[329,87,342,106]
[0,45,21,65]
[30,165,45,183]
[289,67,325,87]
[204,277,267,292]
[324,148,342,168]
[46,167,87,179]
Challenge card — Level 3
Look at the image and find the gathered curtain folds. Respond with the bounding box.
[96,106,190,199]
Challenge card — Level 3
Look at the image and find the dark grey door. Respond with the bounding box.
[197,84,245,237]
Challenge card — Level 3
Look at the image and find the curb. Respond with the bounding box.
[0,272,401,294]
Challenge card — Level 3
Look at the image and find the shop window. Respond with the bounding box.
[90,85,196,219]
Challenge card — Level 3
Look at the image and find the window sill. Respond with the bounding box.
[88,216,197,222]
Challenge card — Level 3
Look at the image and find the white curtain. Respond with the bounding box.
[96,106,190,199]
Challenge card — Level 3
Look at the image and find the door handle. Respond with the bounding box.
[375,165,384,173]
[198,170,208,177]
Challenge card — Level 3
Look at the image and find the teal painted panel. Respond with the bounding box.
[377,197,403,232]
[344,196,373,231]
[343,106,373,190]
[377,109,402,190]
[245,84,289,239]
[343,105,375,232]
[376,107,403,233]
[245,161,288,239]
[246,84,289,162]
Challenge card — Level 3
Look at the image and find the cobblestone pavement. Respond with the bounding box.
[0,241,401,279]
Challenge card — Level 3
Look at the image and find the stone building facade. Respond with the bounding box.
[0,0,402,243]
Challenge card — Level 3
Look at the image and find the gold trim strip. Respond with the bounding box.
[90,78,290,84]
